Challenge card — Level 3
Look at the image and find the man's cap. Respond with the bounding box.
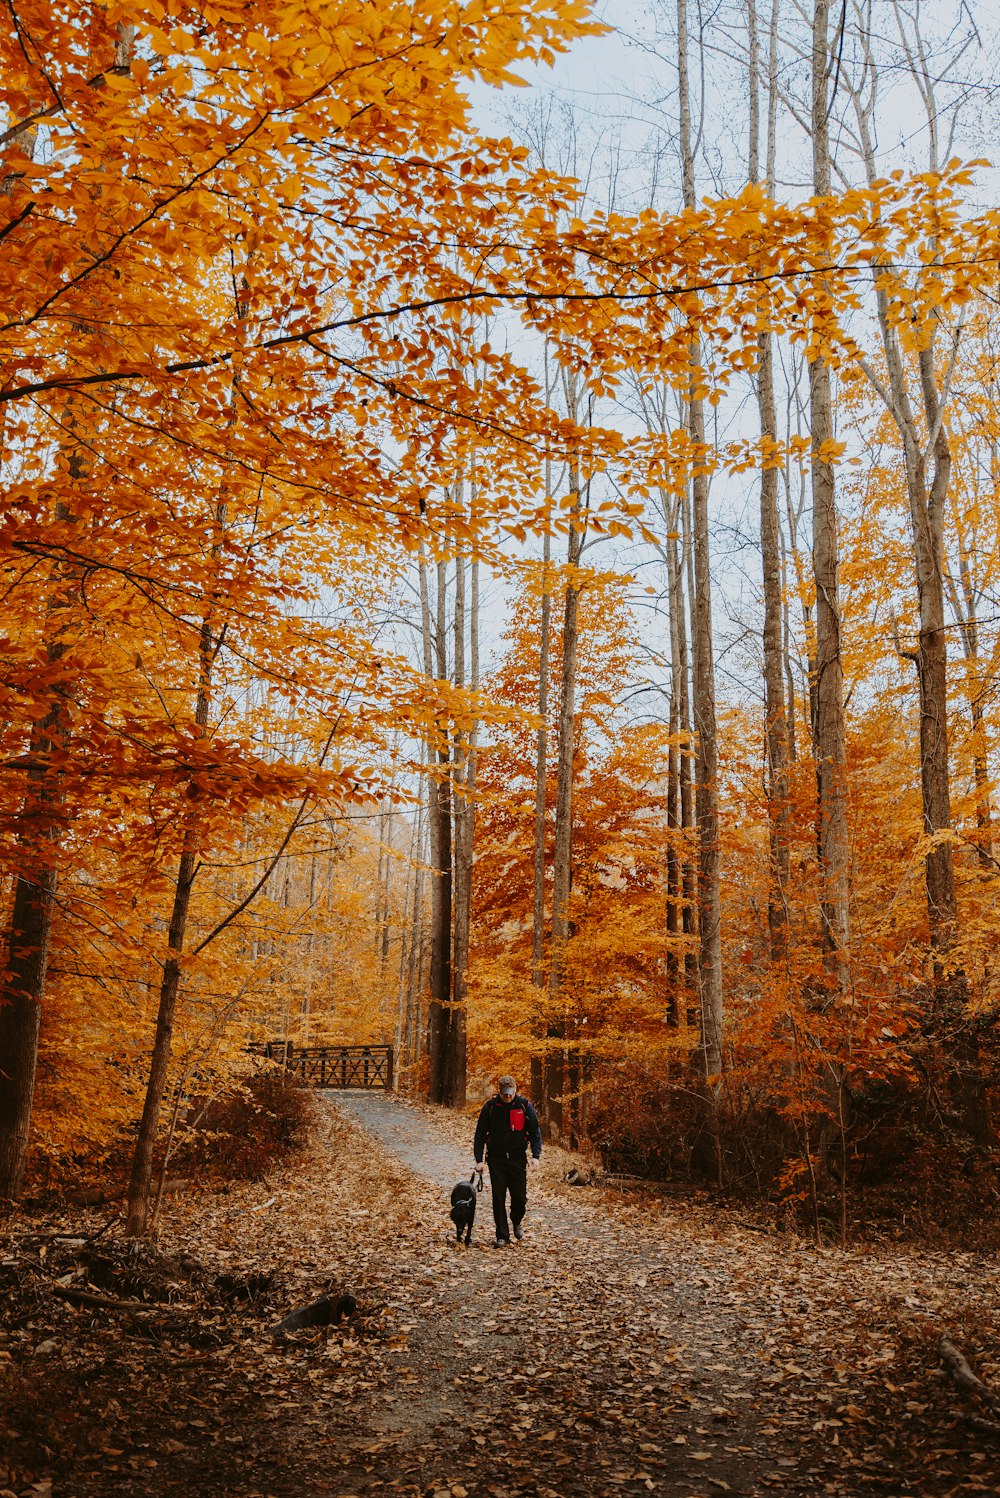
[498,1075,516,1094]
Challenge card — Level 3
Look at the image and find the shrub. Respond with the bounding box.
[173,1073,312,1182]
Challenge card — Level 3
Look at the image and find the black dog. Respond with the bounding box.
[450,1174,478,1245]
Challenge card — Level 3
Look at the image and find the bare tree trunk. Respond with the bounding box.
[837,5,988,1140]
[374,808,386,958]
[461,551,480,1093]
[0,480,81,1195]
[665,514,683,1026]
[781,364,816,770]
[413,916,429,1083]
[419,551,452,1104]
[912,348,959,954]
[843,13,969,942]
[394,818,416,1069]
[126,614,213,1237]
[531,526,552,1100]
[679,486,699,1017]
[781,530,798,764]
[303,848,317,1044]
[377,799,394,973]
[749,0,790,960]
[431,557,454,1103]
[547,434,584,1143]
[948,555,994,867]
[679,0,723,1179]
[404,804,427,1086]
[446,528,474,1109]
[809,0,851,981]
[0,698,63,1198]
[855,221,959,955]
[418,552,438,1080]
[127,252,256,1231]
[566,1045,581,1150]
[0,89,118,1196]
[968,691,992,864]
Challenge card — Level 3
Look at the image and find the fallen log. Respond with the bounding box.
[939,1335,1000,1414]
[965,1415,1000,1439]
[51,1284,193,1314]
[270,1291,356,1338]
[602,1174,685,1195]
[51,1286,153,1312]
[66,1181,189,1207]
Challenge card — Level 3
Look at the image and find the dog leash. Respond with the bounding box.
[470,1170,484,1194]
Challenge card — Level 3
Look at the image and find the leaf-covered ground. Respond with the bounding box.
[1,1093,998,1497]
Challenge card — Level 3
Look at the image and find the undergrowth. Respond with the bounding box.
[584,1056,1000,1251]
[172,1074,312,1182]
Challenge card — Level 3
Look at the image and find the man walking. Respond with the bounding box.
[474,1075,542,1247]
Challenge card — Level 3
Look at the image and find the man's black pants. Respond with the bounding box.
[487,1155,526,1241]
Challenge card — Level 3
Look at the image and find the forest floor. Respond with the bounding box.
[1,1092,999,1498]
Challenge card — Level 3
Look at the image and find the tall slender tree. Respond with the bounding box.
[547,381,585,1141]
[808,0,852,984]
[678,0,724,1176]
[749,0,791,959]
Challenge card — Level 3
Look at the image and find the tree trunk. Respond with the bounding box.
[679,484,699,1017]
[125,614,213,1237]
[375,799,392,971]
[679,0,723,1179]
[0,808,59,1199]
[125,829,199,1236]
[749,0,790,960]
[781,530,798,764]
[0,88,115,1195]
[446,535,474,1110]
[531,526,552,1101]
[809,0,851,980]
[566,1045,581,1150]
[0,33,141,1191]
[420,552,452,1104]
[912,346,958,954]
[126,259,241,1228]
[843,21,961,930]
[948,555,994,868]
[403,803,426,1086]
[394,817,416,1070]
[665,516,683,1025]
[547,439,584,1143]
[761,345,791,955]
[840,12,987,1138]
[0,490,79,1196]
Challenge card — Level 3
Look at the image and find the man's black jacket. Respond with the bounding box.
[474,1094,542,1164]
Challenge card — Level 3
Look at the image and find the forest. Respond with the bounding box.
[3,0,1000,1254]
[7,3,1000,1495]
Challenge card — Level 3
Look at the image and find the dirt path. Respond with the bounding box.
[321,1093,1000,1498]
[2,1092,997,1498]
[329,1091,788,1497]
